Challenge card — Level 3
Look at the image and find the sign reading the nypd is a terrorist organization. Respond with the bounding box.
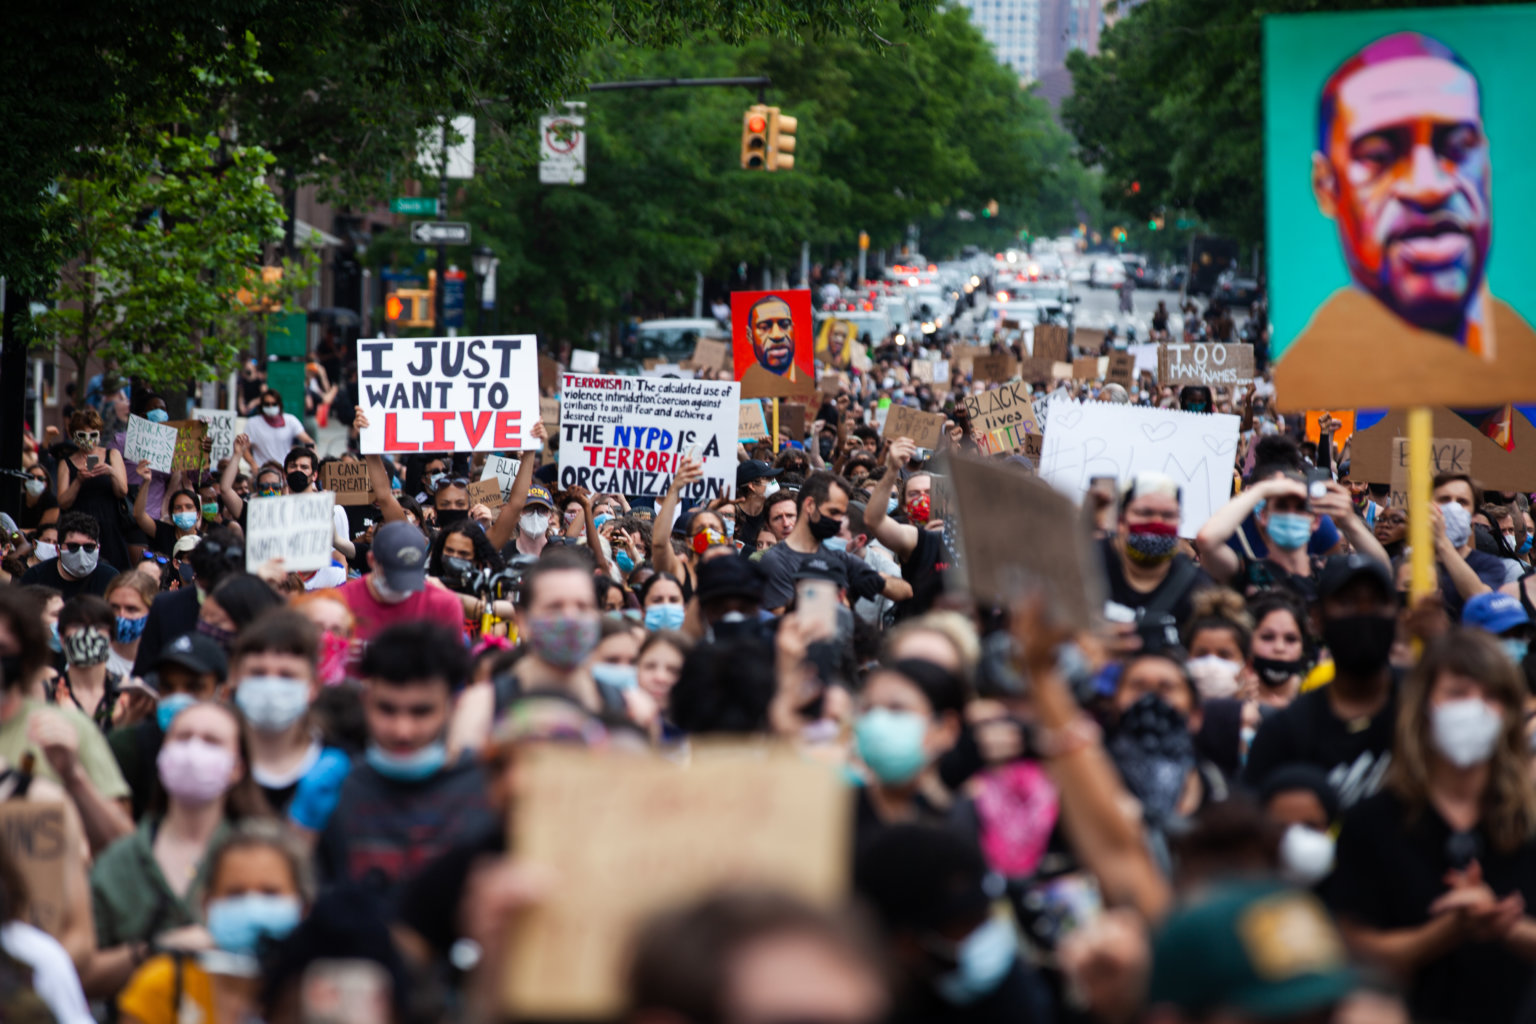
[558,374,740,499]
[357,336,541,454]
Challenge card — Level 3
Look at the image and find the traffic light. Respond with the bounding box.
[385,285,433,328]
[741,105,769,170]
[766,107,797,171]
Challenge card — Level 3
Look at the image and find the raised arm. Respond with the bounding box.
[220,435,251,520]
[1194,477,1301,583]
[570,487,610,576]
[651,457,703,580]
[487,420,546,551]
[353,410,406,525]
[1311,482,1390,567]
[862,439,920,561]
[131,461,158,538]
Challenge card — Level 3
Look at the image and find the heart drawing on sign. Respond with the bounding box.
[1202,434,1237,456]
[1054,405,1084,431]
[1141,421,1177,443]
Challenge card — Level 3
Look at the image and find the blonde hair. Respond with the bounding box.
[884,611,981,683]
[104,570,159,609]
[1387,629,1536,853]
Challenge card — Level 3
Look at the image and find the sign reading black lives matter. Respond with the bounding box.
[357,336,541,454]
[245,492,337,573]
[559,374,740,499]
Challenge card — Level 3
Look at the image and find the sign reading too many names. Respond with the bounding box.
[245,492,337,573]
[358,336,540,454]
[559,375,740,499]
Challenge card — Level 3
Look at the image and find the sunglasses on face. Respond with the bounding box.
[64,542,98,554]
[200,540,244,562]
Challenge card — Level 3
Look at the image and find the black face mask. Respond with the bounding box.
[286,470,311,493]
[1322,614,1396,677]
[436,508,469,527]
[807,506,842,541]
[1252,655,1307,688]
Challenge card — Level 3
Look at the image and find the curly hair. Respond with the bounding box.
[427,521,506,578]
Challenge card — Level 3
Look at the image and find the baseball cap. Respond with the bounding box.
[695,554,765,604]
[173,535,201,557]
[737,460,783,488]
[1150,881,1356,1018]
[1316,553,1394,603]
[793,554,848,589]
[154,633,228,683]
[1462,591,1531,635]
[372,521,429,593]
[525,484,554,511]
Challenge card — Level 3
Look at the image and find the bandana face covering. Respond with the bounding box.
[907,492,932,525]
[1124,521,1178,565]
[63,628,110,668]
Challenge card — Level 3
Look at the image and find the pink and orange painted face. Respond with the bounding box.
[1318,55,1490,330]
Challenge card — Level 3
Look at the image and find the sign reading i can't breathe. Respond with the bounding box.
[357,336,540,454]
[558,374,740,499]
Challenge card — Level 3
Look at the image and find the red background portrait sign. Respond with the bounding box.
[731,289,815,400]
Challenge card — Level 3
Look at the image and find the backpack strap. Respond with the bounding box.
[1140,558,1200,622]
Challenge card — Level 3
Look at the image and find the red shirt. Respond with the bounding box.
[336,575,465,642]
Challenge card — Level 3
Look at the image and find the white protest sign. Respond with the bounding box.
[558,374,740,499]
[1128,343,1161,378]
[1038,401,1240,537]
[481,454,522,500]
[245,492,337,573]
[571,349,600,373]
[357,336,540,455]
[191,408,236,465]
[123,415,177,473]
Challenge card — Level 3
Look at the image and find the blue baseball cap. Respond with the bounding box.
[1462,592,1530,635]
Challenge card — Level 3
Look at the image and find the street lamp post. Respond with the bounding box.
[471,244,495,334]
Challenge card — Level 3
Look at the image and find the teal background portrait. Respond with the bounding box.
[1264,3,1536,365]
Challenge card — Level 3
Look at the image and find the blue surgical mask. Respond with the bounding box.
[157,693,196,733]
[1503,638,1530,665]
[723,519,735,539]
[48,622,61,653]
[591,662,638,691]
[615,550,635,574]
[207,894,302,955]
[172,511,199,531]
[1266,512,1312,552]
[933,916,1018,1005]
[593,513,613,530]
[114,615,147,644]
[1522,536,1533,555]
[146,409,170,424]
[822,536,848,553]
[854,708,929,784]
[366,740,447,781]
[887,495,899,514]
[644,604,686,632]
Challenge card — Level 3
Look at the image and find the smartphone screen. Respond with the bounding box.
[86,455,99,470]
[796,579,837,643]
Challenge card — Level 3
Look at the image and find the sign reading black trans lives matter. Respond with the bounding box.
[357,336,541,454]
[559,374,740,499]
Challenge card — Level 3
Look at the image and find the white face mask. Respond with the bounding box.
[33,541,56,562]
[24,479,45,498]
[1186,654,1243,699]
[521,511,550,537]
[261,404,281,418]
[1430,697,1503,767]
[1279,824,1335,886]
[764,481,780,497]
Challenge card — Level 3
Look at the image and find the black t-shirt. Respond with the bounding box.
[1325,788,1536,1024]
[18,557,119,600]
[1242,681,1397,810]
[896,527,949,621]
[1097,537,1211,625]
[16,493,57,531]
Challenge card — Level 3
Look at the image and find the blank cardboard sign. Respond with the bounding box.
[691,338,731,371]
[504,746,850,1019]
[1034,324,1070,363]
[946,453,1101,628]
[1072,356,1101,380]
[1073,327,1107,354]
[883,405,946,449]
[973,354,1016,382]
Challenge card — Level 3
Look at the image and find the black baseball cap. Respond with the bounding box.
[1316,554,1393,603]
[696,554,765,604]
[737,461,783,488]
[154,633,228,682]
[793,555,848,589]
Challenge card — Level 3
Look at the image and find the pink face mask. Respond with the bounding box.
[317,630,351,686]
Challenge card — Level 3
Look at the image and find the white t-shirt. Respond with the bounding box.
[247,412,306,468]
[1,921,93,1024]
[304,563,349,591]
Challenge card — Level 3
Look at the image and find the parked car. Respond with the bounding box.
[1089,258,1127,289]
[1214,277,1263,306]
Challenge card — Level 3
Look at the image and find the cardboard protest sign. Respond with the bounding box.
[0,802,77,939]
[815,318,855,368]
[953,344,989,375]
[1072,356,1102,380]
[1348,407,1536,493]
[169,420,207,474]
[1033,324,1070,363]
[962,381,1043,459]
[540,396,560,452]
[320,461,373,506]
[780,402,807,441]
[467,479,505,509]
[1018,357,1055,384]
[245,492,336,572]
[1051,362,1074,381]
[851,339,872,372]
[124,415,178,473]
[883,405,946,449]
[1158,342,1254,387]
[570,349,600,373]
[1385,437,1472,509]
[480,454,521,501]
[739,399,769,443]
[946,454,1101,629]
[503,745,849,1019]
[973,354,1016,383]
[357,336,541,455]
[1267,7,1536,410]
[691,338,731,372]
[1107,351,1136,389]
[539,355,560,393]
[191,408,235,466]
[1072,327,1106,354]
[1039,401,1240,537]
[731,289,816,400]
[558,374,740,499]
[912,359,935,383]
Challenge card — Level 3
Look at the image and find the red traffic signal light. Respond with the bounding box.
[385,295,404,321]
[741,105,769,170]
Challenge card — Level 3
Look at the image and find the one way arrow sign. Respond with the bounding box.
[410,221,471,245]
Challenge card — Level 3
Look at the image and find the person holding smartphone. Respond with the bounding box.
[55,408,130,572]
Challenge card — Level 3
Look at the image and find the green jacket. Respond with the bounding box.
[90,818,228,949]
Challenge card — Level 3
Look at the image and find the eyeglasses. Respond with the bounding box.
[63,542,98,554]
